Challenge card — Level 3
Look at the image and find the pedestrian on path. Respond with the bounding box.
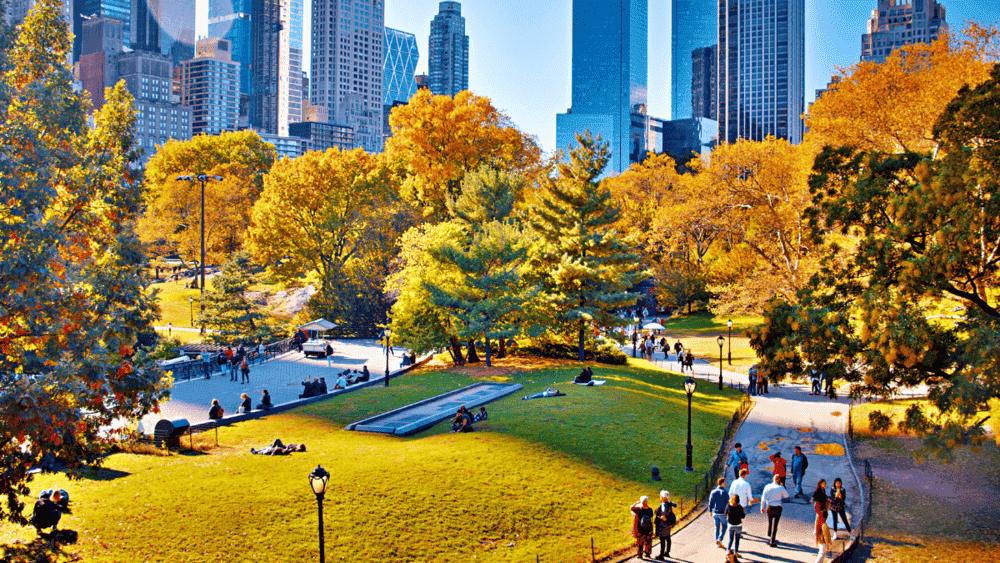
[791,446,809,498]
[654,490,677,560]
[630,496,654,560]
[724,494,745,554]
[748,369,757,396]
[727,443,749,479]
[240,359,250,384]
[814,487,833,563]
[326,343,334,367]
[729,468,753,510]
[708,477,729,549]
[830,478,852,535]
[769,451,787,485]
[257,341,265,364]
[760,474,789,547]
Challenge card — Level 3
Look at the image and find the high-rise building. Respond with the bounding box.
[78,16,123,111]
[556,0,647,174]
[289,121,355,152]
[7,0,73,29]
[130,0,195,65]
[180,38,240,135]
[384,27,418,139]
[310,0,385,153]
[208,0,252,94]
[861,0,947,63]
[115,49,192,160]
[691,44,717,121]
[248,0,303,136]
[74,0,130,62]
[671,0,716,119]
[428,1,468,97]
[717,0,804,144]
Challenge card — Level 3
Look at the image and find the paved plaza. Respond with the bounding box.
[140,339,408,431]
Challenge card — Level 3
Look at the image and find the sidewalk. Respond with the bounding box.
[617,351,863,563]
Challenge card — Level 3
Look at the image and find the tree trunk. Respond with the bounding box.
[466,339,481,364]
[484,337,492,367]
[498,337,506,359]
[578,323,585,362]
[449,336,465,366]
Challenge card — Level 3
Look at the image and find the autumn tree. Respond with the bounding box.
[0,0,166,525]
[527,132,646,361]
[139,130,277,265]
[247,148,405,335]
[751,64,1000,459]
[198,251,276,342]
[384,89,541,220]
[602,152,681,258]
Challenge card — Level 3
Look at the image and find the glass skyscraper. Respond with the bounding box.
[428,1,469,97]
[208,0,252,94]
[383,27,419,106]
[131,0,195,66]
[718,0,804,144]
[556,0,647,174]
[74,0,132,63]
[671,0,716,120]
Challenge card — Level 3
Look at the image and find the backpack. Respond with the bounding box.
[666,509,677,526]
[639,513,652,529]
[739,461,749,474]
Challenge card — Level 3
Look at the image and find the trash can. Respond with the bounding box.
[153,419,190,449]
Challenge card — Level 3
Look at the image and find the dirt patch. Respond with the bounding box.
[814,443,846,456]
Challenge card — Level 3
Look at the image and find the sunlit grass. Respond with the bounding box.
[0,362,743,562]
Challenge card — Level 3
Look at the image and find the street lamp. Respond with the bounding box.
[632,317,639,358]
[727,319,733,365]
[684,376,696,472]
[176,174,223,304]
[168,322,172,336]
[189,296,194,326]
[308,466,330,563]
[717,335,725,390]
[383,326,392,387]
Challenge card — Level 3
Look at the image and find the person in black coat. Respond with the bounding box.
[256,390,273,410]
[830,478,851,534]
[31,490,64,532]
[654,491,678,560]
[208,399,224,419]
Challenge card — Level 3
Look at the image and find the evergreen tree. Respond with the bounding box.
[528,132,646,361]
[197,252,275,343]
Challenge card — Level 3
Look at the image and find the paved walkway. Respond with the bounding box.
[139,339,407,431]
[618,350,863,563]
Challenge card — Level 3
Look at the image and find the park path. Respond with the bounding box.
[616,349,864,563]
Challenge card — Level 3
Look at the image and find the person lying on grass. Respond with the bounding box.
[250,438,307,455]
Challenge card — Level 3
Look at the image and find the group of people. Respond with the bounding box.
[629,491,678,560]
[209,343,265,384]
[299,377,329,398]
[208,389,273,419]
[450,405,488,433]
[250,438,306,456]
[748,364,769,395]
[810,369,836,398]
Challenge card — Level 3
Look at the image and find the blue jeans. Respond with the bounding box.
[727,524,742,552]
[713,513,728,542]
[793,472,804,497]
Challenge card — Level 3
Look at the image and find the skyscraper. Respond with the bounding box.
[310,0,385,153]
[78,16,123,111]
[671,0,716,119]
[115,49,192,161]
[556,0,647,174]
[691,44,717,121]
[249,0,302,136]
[428,1,468,97]
[861,0,947,63]
[180,38,240,135]
[717,0,804,144]
[383,27,419,139]
[208,0,252,94]
[74,0,130,62]
[130,0,195,65]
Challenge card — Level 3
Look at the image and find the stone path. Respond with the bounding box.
[617,350,864,563]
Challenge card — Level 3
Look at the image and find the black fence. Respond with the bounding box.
[163,336,299,382]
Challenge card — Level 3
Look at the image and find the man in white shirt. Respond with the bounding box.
[729,468,753,510]
[760,473,790,547]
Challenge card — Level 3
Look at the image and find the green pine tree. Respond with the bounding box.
[528,132,646,361]
[198,252,275,343]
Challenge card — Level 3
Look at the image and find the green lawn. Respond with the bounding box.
[149,279,208,330]
[0,362,743,563]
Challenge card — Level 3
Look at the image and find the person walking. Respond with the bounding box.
[769,451,788,485]
[724,494,746,555]
[708,477,729,549]
[257,341,266,364]
[684,350,694,374]
[830,477,852,535]
[631,496,654,560]
[813,480,833,563]
[326,342,334,367]
[760,474,789,547]
[240,359,250,384]
[748,369,757,396]
[229,354,239,382]
[729,468,753,511]
[727,443,749,479]
[654,491,677,560]
[791,446,809,498]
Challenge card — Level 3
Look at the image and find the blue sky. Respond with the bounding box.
[196,0,1000,156]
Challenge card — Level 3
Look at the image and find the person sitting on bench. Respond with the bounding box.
[256,389,272,410]
[575,366,593,384]
[251,438,307,455]
[474,406,488,422]
[300,378,317,398]
[334,373,347,389]
[317,377,329,394]
[31,490,66,533]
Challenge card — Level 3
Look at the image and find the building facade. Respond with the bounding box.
[310,0,385,153]
[74,0,130,62]
[180,38,240,135]
[717,0,804,144]
[428,1,468,97]
[115,49,192,160]
[289,121,355,152]
[861,0,947,63]
[130,0,195,65]
[208,0,252,94]
[691,44,717,121]
[78,16,123,110]
[384,27,418,139]
[556,0,647,174]
[248,0,303,136]
[671,0,716,119]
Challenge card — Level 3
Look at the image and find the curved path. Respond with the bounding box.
[619,352,864,563]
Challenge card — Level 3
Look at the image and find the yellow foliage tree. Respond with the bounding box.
[384,89,541,219]
[806,24,999,153]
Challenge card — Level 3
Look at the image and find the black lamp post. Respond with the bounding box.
[632,317,639,358]
[309,465,330,563]
[176,174,223,331]
[727,319,733,365]
[189,296,194,326]
[717,335,725,390]
[383,326,392,387]
[684,376,696,472]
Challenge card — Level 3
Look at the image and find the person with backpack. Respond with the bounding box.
[208,399,224,419]
[654,490,677,560]
[630,496,654,560]
[240,359,250,384]
[727,443,749,479]
[684,350,695,373]
[791,446,809,498]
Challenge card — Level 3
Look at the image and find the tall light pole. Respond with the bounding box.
[684,376,696,472]
[189,296,194,326]
[383,326,392,387]
[717,335,725,390]
[176,174,223,306]
[727,319,733,365]
[309,466,330,563]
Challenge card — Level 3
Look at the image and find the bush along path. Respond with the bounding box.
[614,355,867,563]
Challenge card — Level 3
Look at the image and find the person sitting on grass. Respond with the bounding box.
[574,366,593,384]
[451,407,474,433]
[250,438,306,456]
[256,389,272,410]
[474,406,488,422]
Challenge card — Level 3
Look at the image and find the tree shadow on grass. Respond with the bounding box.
[844,535,924,562]
[0,533,80,563]
[80,467,131,482]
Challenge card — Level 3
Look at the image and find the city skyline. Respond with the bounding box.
[183,0,996,156]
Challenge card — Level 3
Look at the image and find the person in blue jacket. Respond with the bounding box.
[708,477,730,548]
[791,445,809,498]
[727,443,749,478]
